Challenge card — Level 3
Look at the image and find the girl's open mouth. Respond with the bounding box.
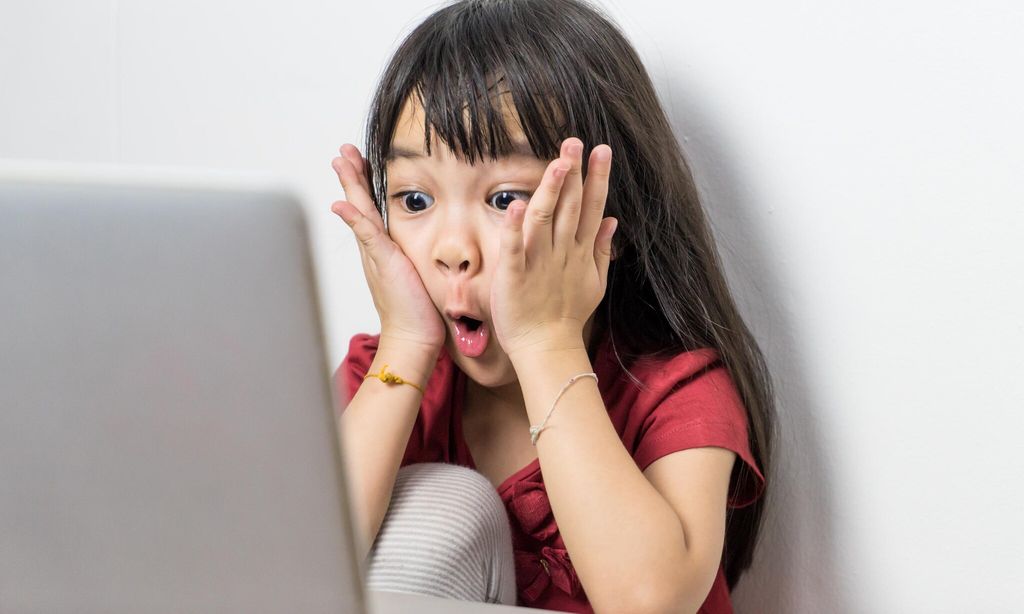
[452,316,489,358]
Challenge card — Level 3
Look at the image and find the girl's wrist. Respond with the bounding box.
[371,335,441,390]
[378,332,443,356]
[505,325,586,366]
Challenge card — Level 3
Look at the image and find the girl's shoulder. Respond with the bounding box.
[597,340,765,508]
[592,334,723,395]
[629,346,724,388]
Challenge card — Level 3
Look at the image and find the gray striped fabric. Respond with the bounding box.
[365,462,518,606]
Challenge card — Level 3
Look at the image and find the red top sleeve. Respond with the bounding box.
[331,332,381,420]
[628,348,766,508]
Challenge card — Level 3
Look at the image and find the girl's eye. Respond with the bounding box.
[391,191,434,213]
[389,190,532,214]
[489,190,531,211]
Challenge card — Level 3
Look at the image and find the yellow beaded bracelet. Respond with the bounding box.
[363,363,425,394]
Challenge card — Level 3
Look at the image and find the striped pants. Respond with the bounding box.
[364,462,519,605]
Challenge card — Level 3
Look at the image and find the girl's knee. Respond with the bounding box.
[388,462,509,541]
[394,462,501,507]
[366,462,515,602]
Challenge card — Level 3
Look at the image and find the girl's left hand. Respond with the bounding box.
[490,137,618,361]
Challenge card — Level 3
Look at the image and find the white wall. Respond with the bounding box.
[2,1,1021,611]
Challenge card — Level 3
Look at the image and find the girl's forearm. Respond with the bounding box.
[336,339,438,562]
[509,342,692,614]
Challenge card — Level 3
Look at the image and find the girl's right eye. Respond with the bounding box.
[390,190,434,213]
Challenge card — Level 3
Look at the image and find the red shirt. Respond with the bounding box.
[334,332,765,613]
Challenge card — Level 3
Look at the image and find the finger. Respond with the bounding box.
[594,216,618,296]
[527,156,571,263]
[500,199,528,273]
[576,144,612,246]
[331,199,391,270]
[332,155,384,234]
[339,143,365,174]
[339,143,372,191]
[553,137,585,257]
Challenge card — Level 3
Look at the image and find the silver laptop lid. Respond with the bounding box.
[0,165,366,613]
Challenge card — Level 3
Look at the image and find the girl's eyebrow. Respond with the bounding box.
[386,140,537,163]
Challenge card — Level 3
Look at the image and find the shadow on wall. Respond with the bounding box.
[656,69,850,613]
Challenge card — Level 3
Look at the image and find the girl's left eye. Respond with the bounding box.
[488,190,531,211]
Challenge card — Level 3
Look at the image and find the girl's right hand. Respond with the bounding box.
[331,144,447,353]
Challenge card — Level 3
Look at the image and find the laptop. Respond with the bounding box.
[0,164,369,613]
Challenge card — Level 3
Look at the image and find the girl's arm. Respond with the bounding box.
[510,339,734,614]
[336,338,438,563]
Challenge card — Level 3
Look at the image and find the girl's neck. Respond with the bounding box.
[465,376,526,417]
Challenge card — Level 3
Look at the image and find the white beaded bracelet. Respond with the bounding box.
[528,371,599,446]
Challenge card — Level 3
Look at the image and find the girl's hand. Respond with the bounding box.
[331,144,447,353]
[490,137,618,361]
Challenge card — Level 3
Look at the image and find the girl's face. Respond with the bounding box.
[384,94,597,393]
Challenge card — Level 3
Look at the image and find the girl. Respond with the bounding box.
[330,0,775,612]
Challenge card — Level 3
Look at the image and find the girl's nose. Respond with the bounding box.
[441,260,473,280]
[433,219,483,279]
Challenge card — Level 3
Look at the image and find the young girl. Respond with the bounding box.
[330,1,775,612]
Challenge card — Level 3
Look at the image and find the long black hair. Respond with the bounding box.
[358,0,777,591]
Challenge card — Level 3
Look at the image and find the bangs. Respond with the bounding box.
[410,68,567,166]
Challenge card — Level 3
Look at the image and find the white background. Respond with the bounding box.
[2,1,1022,611]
